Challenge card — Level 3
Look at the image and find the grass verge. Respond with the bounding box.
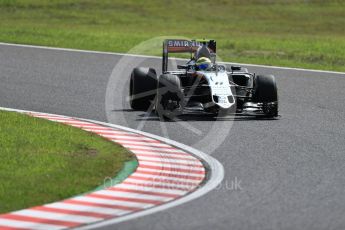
[0,110,135,213]
[0,0,344,71]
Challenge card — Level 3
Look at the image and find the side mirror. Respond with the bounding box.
[231,66,241,71]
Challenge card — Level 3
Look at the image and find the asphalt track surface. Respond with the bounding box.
[1,44,345,230]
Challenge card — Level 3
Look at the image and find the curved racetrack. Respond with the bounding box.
[1,43,345,230]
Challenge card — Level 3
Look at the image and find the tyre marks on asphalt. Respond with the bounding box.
[0,112,207,230]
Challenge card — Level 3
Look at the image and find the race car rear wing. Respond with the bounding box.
[162,39,216,73]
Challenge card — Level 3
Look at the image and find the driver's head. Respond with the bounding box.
[196,57,212,70]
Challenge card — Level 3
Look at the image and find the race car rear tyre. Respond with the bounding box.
[252,75,278,117]
[129,67,157,111]
[156,74,184,121]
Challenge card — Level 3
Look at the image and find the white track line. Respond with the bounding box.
[113,184,187,196]
[136,155,200,163]
[91,190,172,202]
[0,42,344,75]
[131,149,195,159]
[0,218,66,230]
[131,172,201,183]
[45,203,129,216]
[138,161,203,170]
[134,168,205,178]
[124,145,186,152]
[98,135,156,141]
[12,210,101,223]
[71,197,153,209]
[114,140,172,147]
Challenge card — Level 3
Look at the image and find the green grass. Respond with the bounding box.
[0,111,134,213]
[0,0,344,71]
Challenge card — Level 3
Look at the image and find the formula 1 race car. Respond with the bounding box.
[129,39,278,120]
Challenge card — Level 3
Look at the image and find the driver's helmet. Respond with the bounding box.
[196,57,212,70]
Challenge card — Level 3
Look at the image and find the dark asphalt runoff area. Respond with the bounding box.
[1,44,345,230]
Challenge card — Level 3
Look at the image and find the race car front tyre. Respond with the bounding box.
[156,74,184,121]
[129,67,157,110]
[252,75,278,117]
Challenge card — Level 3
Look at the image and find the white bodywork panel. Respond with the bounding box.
[198,70,235,109]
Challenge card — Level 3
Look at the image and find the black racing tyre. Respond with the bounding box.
[129,67,157,110]
[252,75,278,117]
[156,74,184,120]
